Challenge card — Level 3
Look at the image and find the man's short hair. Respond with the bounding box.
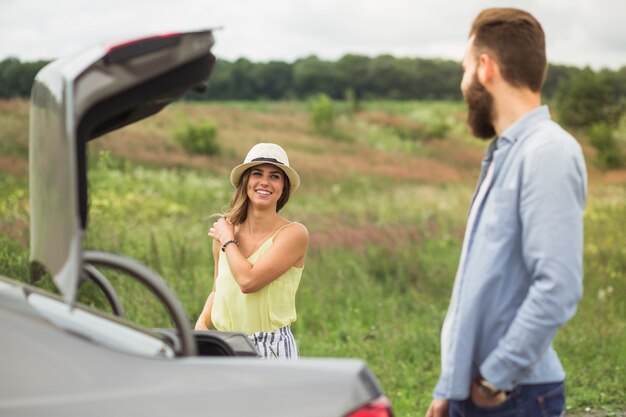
[470,8,547,92]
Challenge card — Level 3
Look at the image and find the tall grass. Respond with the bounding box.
[556,185,626,413]
[1,99,625,416]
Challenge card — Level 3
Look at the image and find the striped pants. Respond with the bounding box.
[248,325,299,359]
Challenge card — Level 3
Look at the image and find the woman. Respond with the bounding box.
[195,143,308,359]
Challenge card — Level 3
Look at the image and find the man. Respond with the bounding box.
[426,8,587,417]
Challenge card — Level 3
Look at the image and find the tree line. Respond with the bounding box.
[1,54,625,102]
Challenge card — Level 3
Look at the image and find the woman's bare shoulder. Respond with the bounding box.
[275,220,308,241]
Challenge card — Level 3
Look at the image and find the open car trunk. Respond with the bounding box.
[29,30,216,305]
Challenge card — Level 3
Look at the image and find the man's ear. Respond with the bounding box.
[477,53,497,85]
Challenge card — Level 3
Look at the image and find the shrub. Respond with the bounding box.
[588,122,623,169]
[555,68,621,129]
[308,93,353,141]
[422,113,450,140]
[344,88,361,115]
[174,120,219,155]
[309,93,336,136]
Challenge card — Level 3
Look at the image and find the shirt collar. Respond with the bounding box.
[484,105,550,160]
[498,105,551,145]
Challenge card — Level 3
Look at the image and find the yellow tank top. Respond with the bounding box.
[211,224,303,334]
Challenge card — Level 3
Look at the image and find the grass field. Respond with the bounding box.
[1,98,625,416]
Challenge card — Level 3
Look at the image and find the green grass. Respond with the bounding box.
[555,185,626,413]
[1,99,625,416]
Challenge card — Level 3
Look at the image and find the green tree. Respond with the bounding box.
[335,54,371,99]
[250,61,293,99]
[555,67,621,128]
[293,56,342,98]
[0,57,49,98]
[409,58,462,100]
[543,64,581,100]
[196,59,235,100]
[599,66,626,107]
[365,55,410,99]
[555,67,624,169]
[229,58,257,100]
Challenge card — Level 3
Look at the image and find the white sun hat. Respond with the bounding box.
[229,143,300,193]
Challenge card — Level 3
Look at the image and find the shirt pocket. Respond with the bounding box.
[483,188,518,241]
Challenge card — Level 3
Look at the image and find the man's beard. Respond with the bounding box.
[464,74,496,139]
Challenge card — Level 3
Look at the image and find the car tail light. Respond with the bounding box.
[345,396,394,417]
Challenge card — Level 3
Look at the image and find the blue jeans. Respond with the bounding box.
[449,382,565,417]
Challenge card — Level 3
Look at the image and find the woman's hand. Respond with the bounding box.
[220,222,308,294]
[208,217,235,245]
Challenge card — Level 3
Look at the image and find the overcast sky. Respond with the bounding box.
[1,0,625,70]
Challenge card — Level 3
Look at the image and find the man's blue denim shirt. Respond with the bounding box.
[435,105,588,399]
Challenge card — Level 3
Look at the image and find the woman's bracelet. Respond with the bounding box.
[221,239,239,252]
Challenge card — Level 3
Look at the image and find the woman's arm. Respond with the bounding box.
[194,239,221,330]
[212,219,308,293]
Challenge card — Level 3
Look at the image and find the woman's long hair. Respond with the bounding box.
[221,167,291,225]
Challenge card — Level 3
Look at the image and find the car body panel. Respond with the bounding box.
[0,276,382,417]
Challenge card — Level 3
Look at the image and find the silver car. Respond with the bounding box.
[0,29,394,417]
